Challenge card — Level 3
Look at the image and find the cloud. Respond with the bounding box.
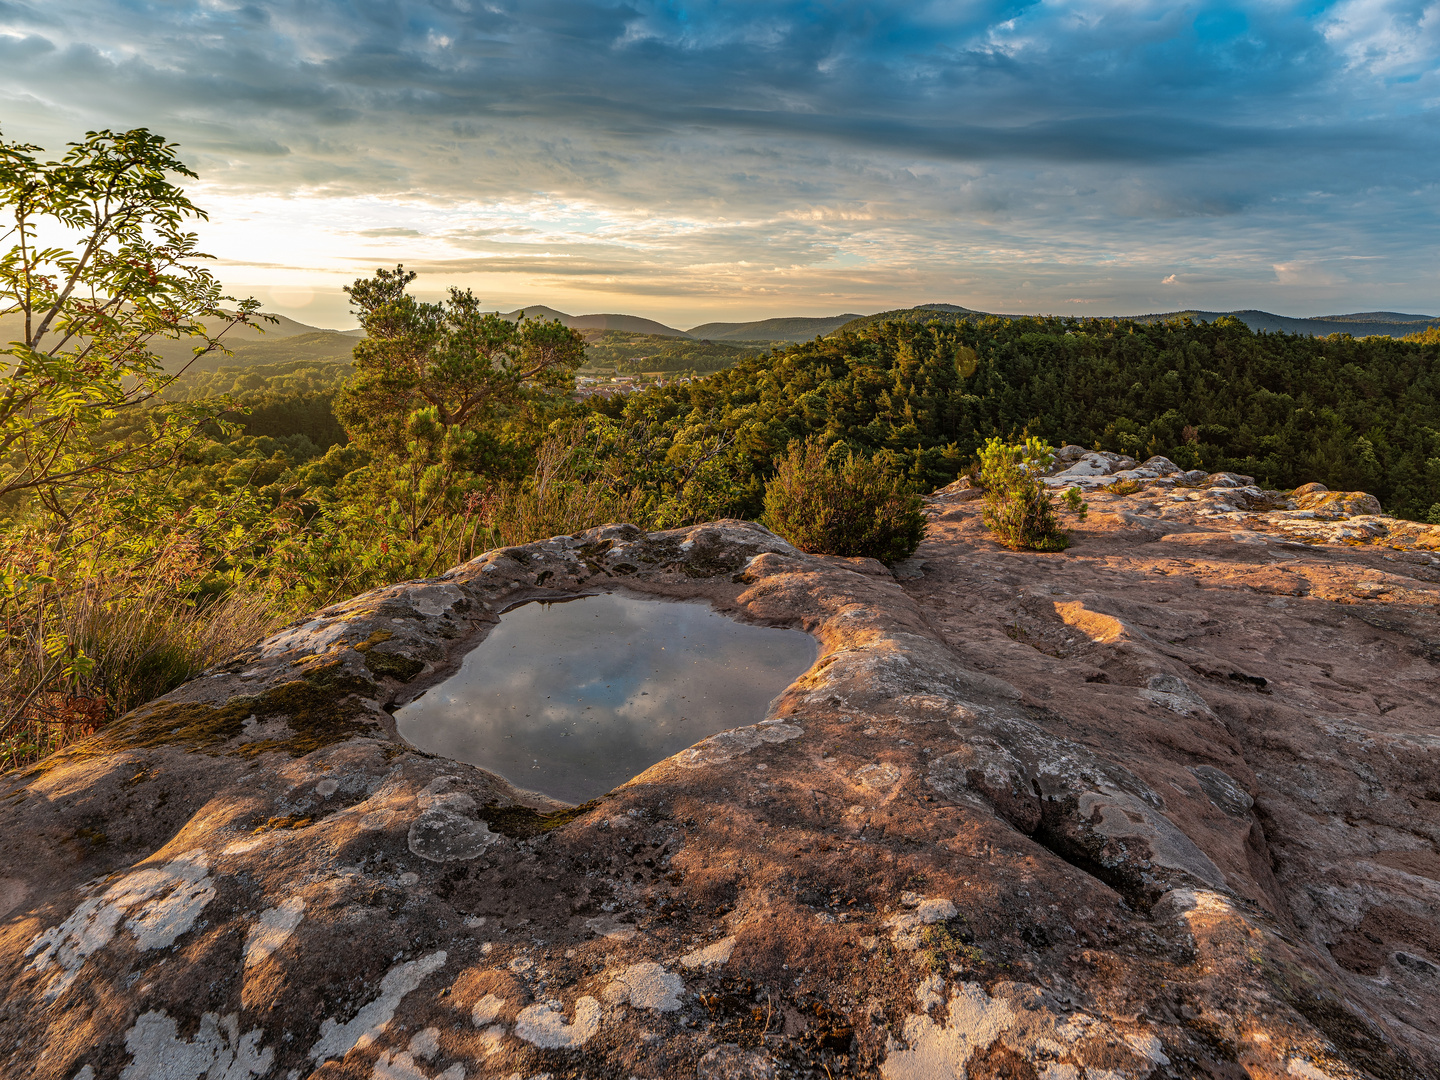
[0,1,1434,319]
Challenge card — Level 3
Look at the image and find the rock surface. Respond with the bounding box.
[1,489,1438,1079]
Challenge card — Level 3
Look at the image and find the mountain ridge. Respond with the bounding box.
[8,300,1436,378]
[837,306,1440,339]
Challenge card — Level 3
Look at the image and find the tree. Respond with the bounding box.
[334,266,586,461]
[0,126,268,757]
[0,127,265,517]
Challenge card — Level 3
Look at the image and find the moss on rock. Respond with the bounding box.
[106,664,381,757]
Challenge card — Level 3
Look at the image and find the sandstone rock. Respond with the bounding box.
[1046,452,1116,485]
[2,509,1438,1080]
[1294,489,1384,516]
[1139,455,1182,475]
[1203,471,1256,487]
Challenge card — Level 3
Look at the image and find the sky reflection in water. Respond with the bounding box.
[395,592,817,804]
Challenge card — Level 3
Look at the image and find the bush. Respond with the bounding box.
[979,437,1069,552]
[761,437,925,564]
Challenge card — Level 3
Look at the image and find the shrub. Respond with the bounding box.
[762,437,925,564]
[979,437,1069,552]
[1062,486,1089,520]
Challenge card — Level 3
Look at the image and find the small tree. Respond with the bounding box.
[979,436,1069,551]
[0,127,265,514]
[762,437,925,564]
[335,266,585,462]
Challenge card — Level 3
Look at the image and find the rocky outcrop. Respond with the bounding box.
[1,492,1438,1079]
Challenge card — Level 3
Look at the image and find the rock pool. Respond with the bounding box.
[395,591,816,803]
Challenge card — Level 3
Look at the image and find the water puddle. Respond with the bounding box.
[395,591,817,804]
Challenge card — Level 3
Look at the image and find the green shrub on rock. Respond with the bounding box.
[979,437,1070,552]
[762,437,926,565]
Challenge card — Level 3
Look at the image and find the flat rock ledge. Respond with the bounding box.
[0,519,1435,1080]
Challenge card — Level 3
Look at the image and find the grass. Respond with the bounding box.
[1,539,284,773]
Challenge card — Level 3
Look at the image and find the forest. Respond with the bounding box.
[4,126,1440,770]
[581,329,760,374]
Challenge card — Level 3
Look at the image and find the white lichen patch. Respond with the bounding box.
[514,997,602,1048]
[1071,794,1228,889]
[1139,674,1215,720]
[887,898,956,950]
[584,915,637,941]
[408,778,500,863]
[222,837,269,856]
[881,981,1017,1080]
[404,583,464,617]
[680,936,736,970]
[119,852,217,951]
[309,951,447,1064]
[372,1027,466,1080]
[471,993,506,1027]
[916,973,946,1011]
[26,851,216,1000]
[475,1025,506,1056]
[604,961,684,1012]
[244,896,305,968]
[260,617,348,658]
[120,1010,272,1080]
[1124,1032,1171,1065]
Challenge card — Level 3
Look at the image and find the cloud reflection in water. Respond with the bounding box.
[396,592,817,804]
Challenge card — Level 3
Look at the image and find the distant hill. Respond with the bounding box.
[498,307,688,338]
[836,306,982,333]
[835,305,1440,340]
[0,310,361,373]
[1128,310,1440,338]
[686,314,868,342]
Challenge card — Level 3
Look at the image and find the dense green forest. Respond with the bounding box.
[587,313,1440,521]
[155,309,1440,530]
[149,309,1440,528]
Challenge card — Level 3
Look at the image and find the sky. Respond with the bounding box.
[0,0,1436,330]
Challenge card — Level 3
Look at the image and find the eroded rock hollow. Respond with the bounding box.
[2,488,1438,1079]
